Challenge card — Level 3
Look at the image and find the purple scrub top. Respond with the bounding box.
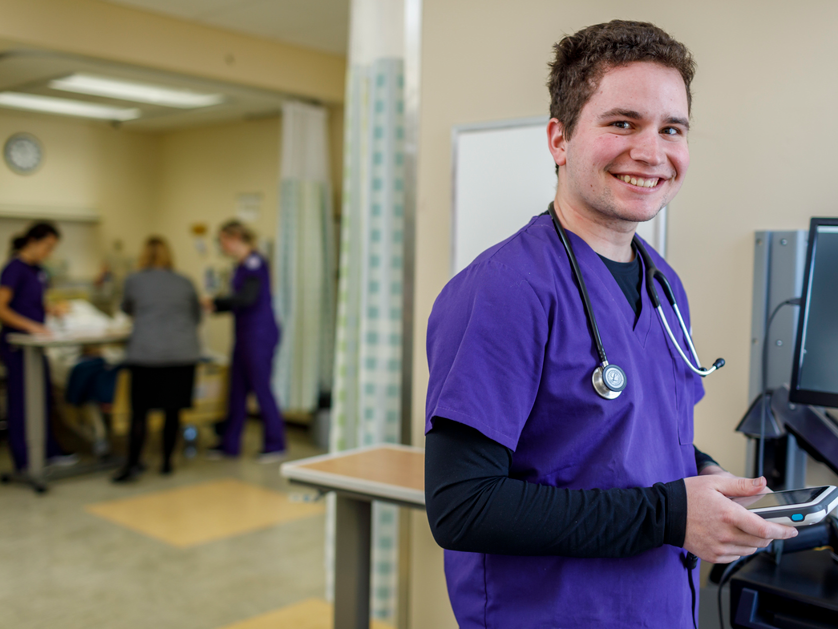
[426,214,704,628]
[0,258,48,347]
[232,252,279,348]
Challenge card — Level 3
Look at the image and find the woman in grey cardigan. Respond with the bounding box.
[113,236,201,482]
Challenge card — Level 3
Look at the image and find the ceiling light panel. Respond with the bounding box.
[0,92,141,120]
[49,74,226,109]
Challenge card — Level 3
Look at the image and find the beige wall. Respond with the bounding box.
[155,116,281,355]
[0,105,344,355]
[154,103,343,355]
[0,0,346,103]
[0,0,346,354]
[0,109,158,272]
[0,0,346,356]
[410,1,838,626]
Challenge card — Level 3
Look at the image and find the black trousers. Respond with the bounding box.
[128,407,180,470]
[127,364,195,470]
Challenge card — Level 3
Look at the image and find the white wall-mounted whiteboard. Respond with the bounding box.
[451,117,667,276]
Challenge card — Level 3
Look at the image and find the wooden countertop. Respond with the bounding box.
[280,444,425,508]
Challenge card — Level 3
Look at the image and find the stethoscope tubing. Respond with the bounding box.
[632,237,719,376]
[672,302,703,368]
[548,204,721,382]
[654,304,719,377]
[549,207,611,367]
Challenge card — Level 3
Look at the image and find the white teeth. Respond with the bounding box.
[617,174,659,188]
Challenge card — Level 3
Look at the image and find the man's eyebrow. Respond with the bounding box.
[666,116,690,130]
[598,108,691,130]
[599,108,642,120]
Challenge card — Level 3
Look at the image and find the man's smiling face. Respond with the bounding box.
[552,61,690,226]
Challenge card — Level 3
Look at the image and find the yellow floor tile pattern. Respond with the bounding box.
[217,598,394,629]
[86,478,324,548]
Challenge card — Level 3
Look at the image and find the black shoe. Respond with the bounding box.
[112,466,142,483]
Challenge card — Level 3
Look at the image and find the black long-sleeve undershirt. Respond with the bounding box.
[213,276,260,312]
[695,447,720,473]
[425,417,689,557]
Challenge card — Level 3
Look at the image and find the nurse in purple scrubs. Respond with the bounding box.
[203,220,285,461]
[424,21,798,629]
[0,222,71,471]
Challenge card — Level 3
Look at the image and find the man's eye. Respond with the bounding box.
[661,127,680,136]
[612,121,631,129]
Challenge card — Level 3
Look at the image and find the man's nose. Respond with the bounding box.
[629,130,665,166]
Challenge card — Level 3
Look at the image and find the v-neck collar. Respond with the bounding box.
[562,228,653,348]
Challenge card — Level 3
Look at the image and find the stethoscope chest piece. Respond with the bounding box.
[592,363,627,400]
[547,202,724,401]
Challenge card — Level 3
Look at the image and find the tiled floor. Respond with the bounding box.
[217,598,393,629]
[0,421,366,629]
[86,478,325,548]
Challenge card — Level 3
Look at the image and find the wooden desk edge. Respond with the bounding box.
[7,331,131,347]
[282,443,424,469]
[283,466,425,508]
[281,445,426,508]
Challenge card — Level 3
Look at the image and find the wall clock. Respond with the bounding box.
[4,133,43,175]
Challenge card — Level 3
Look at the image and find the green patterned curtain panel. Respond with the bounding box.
[327,6,406,619]
[274,102,336,414]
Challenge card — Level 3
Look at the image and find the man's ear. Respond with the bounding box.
[547,118,568,168]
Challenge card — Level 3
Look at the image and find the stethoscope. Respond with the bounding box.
[547,204,725,400]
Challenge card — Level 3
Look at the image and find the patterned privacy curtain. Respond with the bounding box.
[327,0,405,622]
[274,101,336,413]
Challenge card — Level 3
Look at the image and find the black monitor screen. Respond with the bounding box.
[790,218,838,408]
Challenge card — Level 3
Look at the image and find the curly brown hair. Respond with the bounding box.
[548,20,696,142]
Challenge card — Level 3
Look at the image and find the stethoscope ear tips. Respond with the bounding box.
[593,363,627,400]
[713,358,726,370]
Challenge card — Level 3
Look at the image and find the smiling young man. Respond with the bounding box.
[424,21,797,628]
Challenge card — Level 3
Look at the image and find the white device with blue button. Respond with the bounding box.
[731,485,838,526]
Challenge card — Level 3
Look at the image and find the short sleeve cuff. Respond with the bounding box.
[428,408,520,451]
[663,478,688,548]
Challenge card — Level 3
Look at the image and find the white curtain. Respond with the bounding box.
[274,101,336,413]
[326,0,406,623]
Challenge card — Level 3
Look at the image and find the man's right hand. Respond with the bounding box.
[683,475,797,564]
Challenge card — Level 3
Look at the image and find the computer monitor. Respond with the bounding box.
[790,217,838,408]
